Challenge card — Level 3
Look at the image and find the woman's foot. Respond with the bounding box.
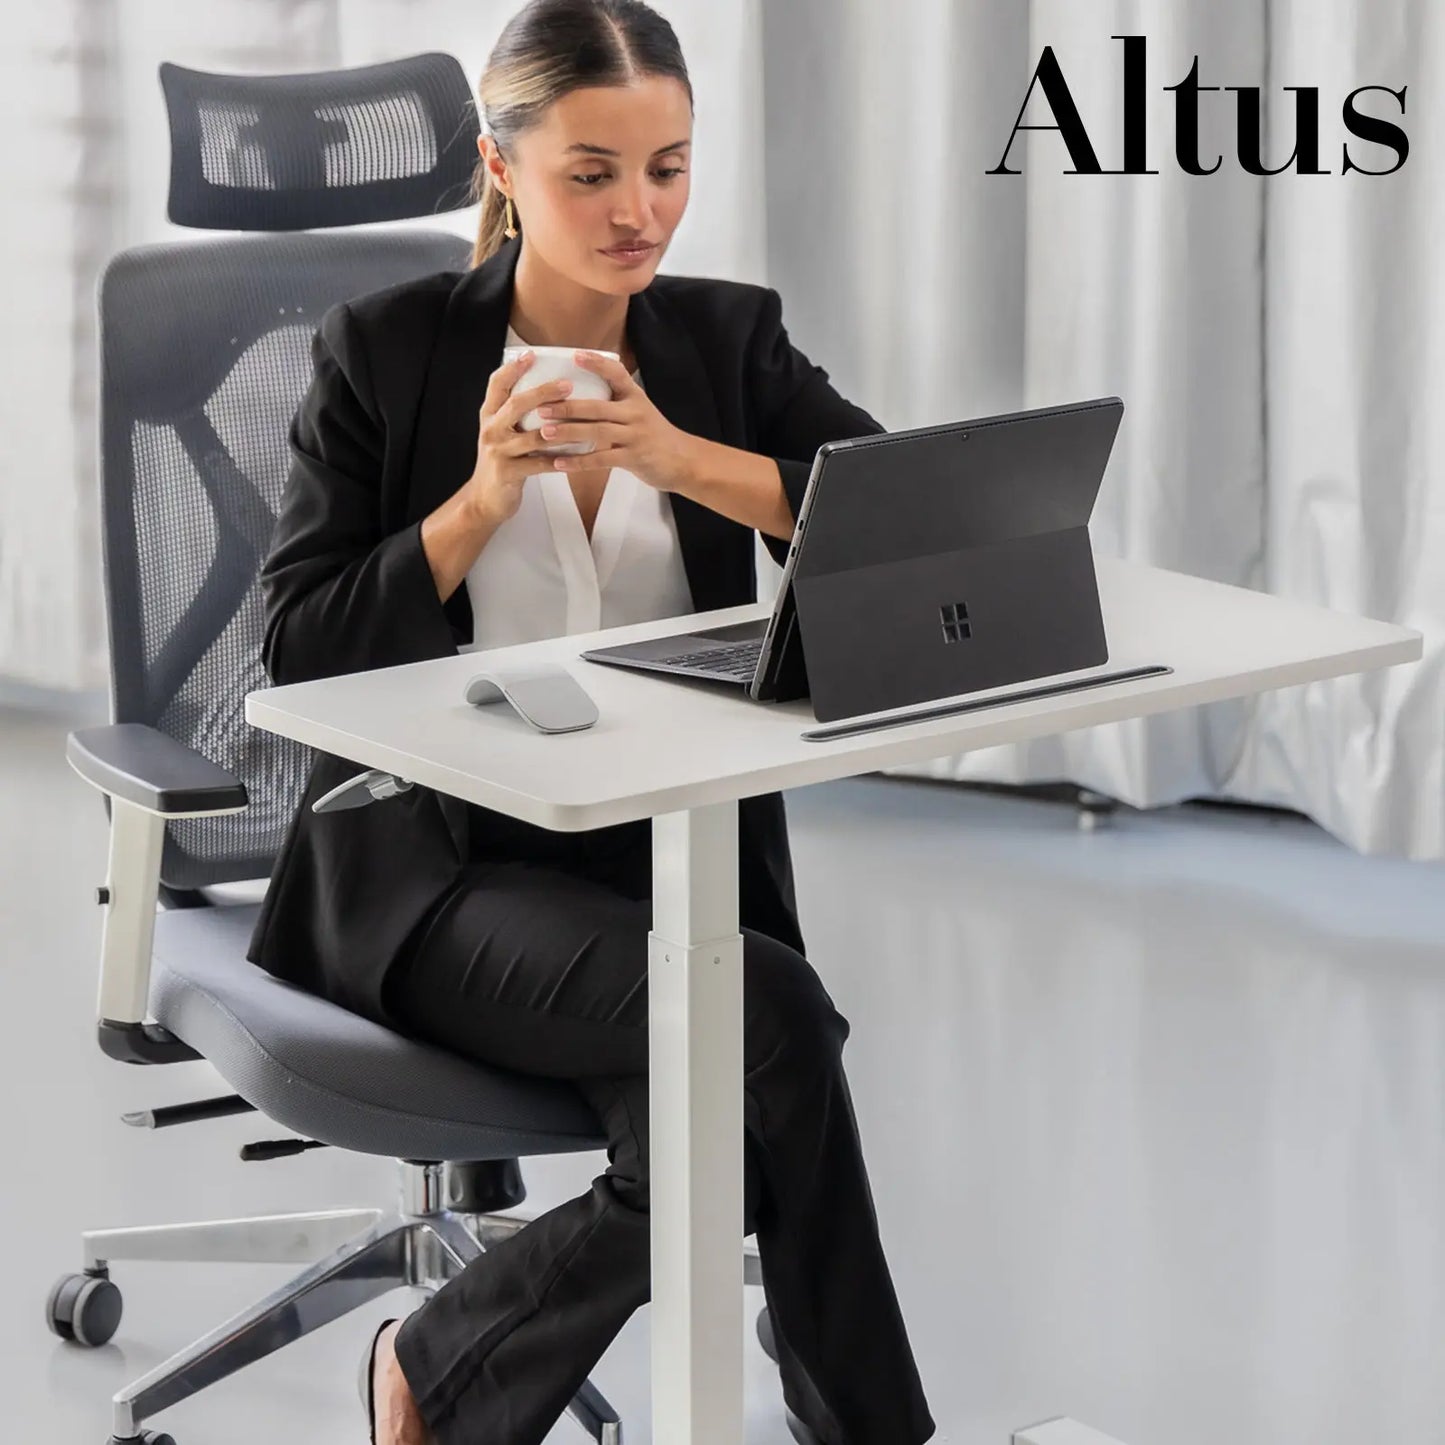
[371,1318,434,1445]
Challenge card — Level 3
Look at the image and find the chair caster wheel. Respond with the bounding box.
[47,1268,123,1347]
[756,1303,779,1365]
[107,1434,176,1444]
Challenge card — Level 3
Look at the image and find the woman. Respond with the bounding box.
[248,2,936,1442]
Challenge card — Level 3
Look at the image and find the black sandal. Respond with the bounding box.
[358,1317,399,1443]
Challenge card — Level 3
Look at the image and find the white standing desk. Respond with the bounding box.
[245,556,1421,1445]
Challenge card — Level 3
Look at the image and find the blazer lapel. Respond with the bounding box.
[404,246,518,863]
[407,237,521,648]
[624,284,729,613]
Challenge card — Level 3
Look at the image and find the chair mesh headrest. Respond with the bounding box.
[161,52,481,231]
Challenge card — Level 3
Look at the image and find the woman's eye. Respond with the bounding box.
[571,169,687,186]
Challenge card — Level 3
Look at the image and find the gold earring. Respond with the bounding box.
[504,197,518,238]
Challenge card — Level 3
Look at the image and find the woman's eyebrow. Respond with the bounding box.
[564,139,692,158]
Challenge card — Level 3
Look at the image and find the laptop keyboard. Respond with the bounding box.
[656,638,764,679]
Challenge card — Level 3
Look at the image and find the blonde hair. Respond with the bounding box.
[470,0,694,267]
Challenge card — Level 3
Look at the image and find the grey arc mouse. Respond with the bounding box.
[463,663,599,733]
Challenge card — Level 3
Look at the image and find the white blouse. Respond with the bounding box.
[460,325,696,652]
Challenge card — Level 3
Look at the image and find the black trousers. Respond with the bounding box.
[380,855,935,1445]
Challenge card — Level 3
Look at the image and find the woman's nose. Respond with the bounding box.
[612,182,651,228]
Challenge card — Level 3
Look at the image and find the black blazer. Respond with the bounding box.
[245,233,887,1024]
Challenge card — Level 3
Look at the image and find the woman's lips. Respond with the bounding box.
[602,242,656,260]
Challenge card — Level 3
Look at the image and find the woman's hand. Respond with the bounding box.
[459,351,579,524]
[533,351,695,493]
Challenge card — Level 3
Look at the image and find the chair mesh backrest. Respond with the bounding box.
[99,229,472,888]
[161,52,480,230]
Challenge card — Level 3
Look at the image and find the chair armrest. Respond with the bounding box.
[67,724,248,816]
[68,724,246,1060]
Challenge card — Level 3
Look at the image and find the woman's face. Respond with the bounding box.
[483,76,693,292]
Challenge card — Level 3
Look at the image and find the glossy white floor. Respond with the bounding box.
[5,701,1444,1445]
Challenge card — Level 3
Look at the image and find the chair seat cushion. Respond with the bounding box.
[149,904,605,1162]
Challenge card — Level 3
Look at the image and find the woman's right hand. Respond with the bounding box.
[461,352,576,524]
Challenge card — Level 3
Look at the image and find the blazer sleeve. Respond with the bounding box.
[259,302,456,686]
[745,286,888,568]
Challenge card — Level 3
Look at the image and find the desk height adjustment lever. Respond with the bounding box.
[312,768,414,813]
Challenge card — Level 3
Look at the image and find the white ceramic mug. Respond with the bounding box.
[503,344,618,456]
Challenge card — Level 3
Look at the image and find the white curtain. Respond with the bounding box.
[762,0,1440,860]
[5,0,1440,858]
[1227,0,1445,858]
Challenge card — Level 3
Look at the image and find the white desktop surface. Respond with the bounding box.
[244,556,1422,821]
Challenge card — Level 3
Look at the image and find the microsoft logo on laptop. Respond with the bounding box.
[940,601,972,643]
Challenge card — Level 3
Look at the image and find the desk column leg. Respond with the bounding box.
[650,801,745,1445]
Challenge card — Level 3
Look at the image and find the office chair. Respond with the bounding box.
[45,52,774,1445]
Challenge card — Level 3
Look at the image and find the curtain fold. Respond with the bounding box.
[1222,0,1444,858]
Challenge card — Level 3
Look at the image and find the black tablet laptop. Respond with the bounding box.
[580,396,1168,724]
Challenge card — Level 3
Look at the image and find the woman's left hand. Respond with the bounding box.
[533,351,693,492]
